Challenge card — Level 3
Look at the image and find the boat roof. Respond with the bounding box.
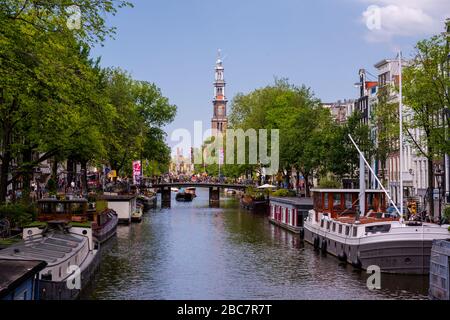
[38,198,88,203]
[98,194,136,201]
[311,189,386,193]
[0,232,86,267]
[0,259,47,298]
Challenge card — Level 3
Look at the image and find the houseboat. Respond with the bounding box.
[99,194,137,225]
[137,194,156,210]
[304,188,450,274]
[0,221,100,300]
[37,198,118,244]
[0,259,47,300]
[269,197,313,234]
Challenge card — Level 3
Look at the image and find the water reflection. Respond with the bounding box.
[82,189,428,300]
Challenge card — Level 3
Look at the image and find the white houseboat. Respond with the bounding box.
[304,189,450,274]
[100,194,137,225]
[269,197,313,234]
[0,221,100,300]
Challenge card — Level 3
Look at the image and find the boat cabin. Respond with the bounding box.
[311,189,394,222]
[37,199,88,222]
[99,194,137,225]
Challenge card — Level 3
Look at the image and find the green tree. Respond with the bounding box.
[403,33,450,218]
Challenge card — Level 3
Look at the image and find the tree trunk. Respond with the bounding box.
[52,157,58,180]
[427,156,435,219]
[21,145,33,205]
[304,173,311,198]
[81,160,88,195]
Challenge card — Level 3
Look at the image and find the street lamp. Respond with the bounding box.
[435,167,444,224]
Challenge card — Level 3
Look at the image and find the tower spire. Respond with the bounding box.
[211,50,228,135]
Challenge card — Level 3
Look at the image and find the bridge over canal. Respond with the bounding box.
[152,183,249,207]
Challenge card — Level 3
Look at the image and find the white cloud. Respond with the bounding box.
[359,0,449,42]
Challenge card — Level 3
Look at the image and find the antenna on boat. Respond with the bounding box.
[348,134,403,220]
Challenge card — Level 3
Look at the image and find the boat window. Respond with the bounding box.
[344,194,353,209]
[352,227,358,237]
[324,193,329,209]
[332,222,336,232]
[326,221,330,230]
[367,194,374,210]
[71,203,84,215]
[40,202,53,214]
[56,203,64,213]
[333,193,342,210]
[338,224,343,234]
[345,226,350,236]
[365,224,391,234]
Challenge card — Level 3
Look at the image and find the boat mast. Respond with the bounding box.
[359,149,365,221]
[398,51,404,222]
[348,135,402,217]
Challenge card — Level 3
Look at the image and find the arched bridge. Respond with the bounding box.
[152,182,250,207]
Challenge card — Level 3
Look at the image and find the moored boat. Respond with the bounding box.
[175,188,194,202]
[304,188,450,274]
[185,187,197,198]
[240,194,268,213]
[0,221,100,300]
[37,198,118,244]
[131,204,143,223]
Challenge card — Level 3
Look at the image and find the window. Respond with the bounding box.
[338,224,343,234]
[365,224,391,234]
[326,221,330,230]
[320,220,324,228]
[333,193,342,210]
[352,227,358,237]
[332,223,336,232]
[345,226,350,236]
[344,194,353,209]
[324,193,329,209]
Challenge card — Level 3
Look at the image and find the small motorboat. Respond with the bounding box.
[225,188,237,195]
[175,188,194,202]
[131,204,143,223]
[171,187,179,193]
[185,187,197,198]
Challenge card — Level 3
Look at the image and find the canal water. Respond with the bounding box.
[83,189,428,300]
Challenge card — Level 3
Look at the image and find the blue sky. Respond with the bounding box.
[91,0,449,155]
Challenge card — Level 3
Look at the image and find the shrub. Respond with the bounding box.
[46,178,57,195]
[318,177,341,189]
[272,189,290,197]
[0,204,37,228]
[443,206,450,222]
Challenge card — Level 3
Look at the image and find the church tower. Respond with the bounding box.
[211,50,228,135]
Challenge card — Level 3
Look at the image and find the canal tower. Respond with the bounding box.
[211,49,228,135]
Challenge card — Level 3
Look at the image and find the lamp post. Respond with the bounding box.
[435,167,444,224]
